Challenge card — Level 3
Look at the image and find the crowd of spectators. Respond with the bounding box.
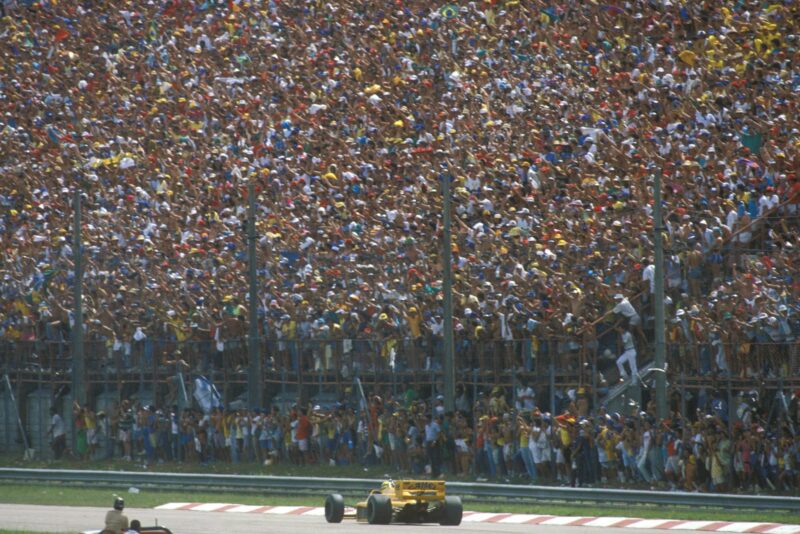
[1,0,799,384]
[62,383,800,494]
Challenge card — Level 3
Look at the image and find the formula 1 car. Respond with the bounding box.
[83,526,173,534]
[324,479,462,526]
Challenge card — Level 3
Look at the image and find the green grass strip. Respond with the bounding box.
[0,453,384,478]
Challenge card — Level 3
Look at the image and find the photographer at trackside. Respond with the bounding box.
[103,496,129,534]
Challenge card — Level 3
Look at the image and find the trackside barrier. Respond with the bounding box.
[0,468,797,511]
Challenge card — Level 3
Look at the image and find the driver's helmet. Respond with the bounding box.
[114,497,125,511]
[380,481,394,491]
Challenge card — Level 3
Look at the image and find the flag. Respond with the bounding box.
[678,50,696,67]
[440,4,458,19]
[54,28,70,42]
[46,126,62,145]
[540,7,557,22]
[194,376,223,414]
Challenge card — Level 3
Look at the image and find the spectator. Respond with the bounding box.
[0,0,797,390]
[615,326,639,385]
[424,413,443,478]
[104,497,128,534]
[48,407,66,460]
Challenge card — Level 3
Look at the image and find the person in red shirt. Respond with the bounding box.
[296,408,311,464]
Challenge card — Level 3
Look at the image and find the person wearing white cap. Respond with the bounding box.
[612,294,640,325]
[615,325,638,385]
[613,293,646,347]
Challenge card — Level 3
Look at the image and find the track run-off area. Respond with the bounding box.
[1,504,799,534]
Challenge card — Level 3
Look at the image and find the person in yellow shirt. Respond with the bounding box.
[404,304,423,369]
[554,416,574,483]
[405,305,422,338]
[281,316,298,371]
[596,423,619,483]
[516,413,538,482]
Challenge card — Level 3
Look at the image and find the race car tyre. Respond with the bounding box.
[367,494,392,525]
[439,496,463,526]
[325,493,345,523]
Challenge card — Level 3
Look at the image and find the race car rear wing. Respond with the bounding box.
[394,480,446,501]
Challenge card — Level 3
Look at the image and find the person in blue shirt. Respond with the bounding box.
[424,414,443,477]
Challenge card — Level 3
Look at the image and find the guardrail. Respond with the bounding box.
[0,468,798,511]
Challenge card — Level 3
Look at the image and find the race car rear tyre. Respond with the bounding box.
[367,494,392,525]
[325,493,345,523]
[439,496,463,526]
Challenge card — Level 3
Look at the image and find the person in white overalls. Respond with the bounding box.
[615,326,638,384]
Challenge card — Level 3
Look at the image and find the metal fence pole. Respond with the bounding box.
[472,368,478,477]
[71,190,85,411]
[247,181,262,410]
[430,366,436,420]
[591,358,598,412]
[103,366,110,460]
[549,361,556,472]
[318,360,323,398]
[726,372,734,438]
[37,366,44,458]
[139,349,145,401]
[653,169,667,420]
[680,372,686,422]
[442,170,455,413]
[512,373,517,411]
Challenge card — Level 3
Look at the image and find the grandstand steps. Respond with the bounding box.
[602,360,656,415]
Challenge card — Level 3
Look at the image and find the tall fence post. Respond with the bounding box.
[549,361,556,469]
[549,362,556,416]
[139,351,145,401]
[472,368,478,477]
[591,357,598,412]
[726,372,734,438]
[103,365,111,460]
[653,168,667,421]
[441,169,455,413]
[511,373,518,411]
[430,366,436,420]
[680,371,686,422]
[318,359,323,399]
[247,181,262,411]
[72,190,86,411]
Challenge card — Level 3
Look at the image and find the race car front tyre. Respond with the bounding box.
[439,496,463,526]
[367,494,392,525]
[325,493,345,523]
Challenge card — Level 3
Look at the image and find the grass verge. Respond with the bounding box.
[0,453,385,479]
[0,483,797,525]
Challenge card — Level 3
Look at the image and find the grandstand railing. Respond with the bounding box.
[1,337,797,407]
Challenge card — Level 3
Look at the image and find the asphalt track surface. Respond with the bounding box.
[0,504,672,534]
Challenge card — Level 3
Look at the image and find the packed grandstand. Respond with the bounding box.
[0,0,798,492]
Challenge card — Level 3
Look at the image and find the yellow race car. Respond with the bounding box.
[324,480,462,526]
